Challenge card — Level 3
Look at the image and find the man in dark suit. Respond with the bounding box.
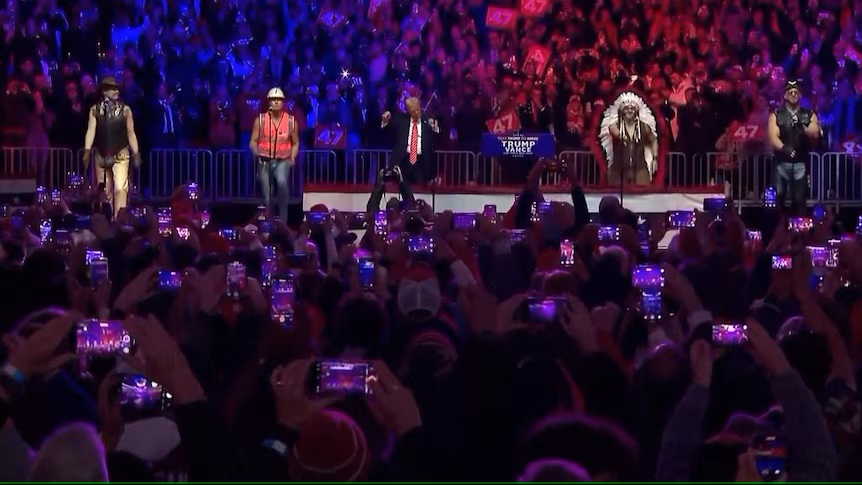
[381,96,439,186]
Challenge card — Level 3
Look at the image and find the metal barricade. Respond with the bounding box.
[556,151,601,186]
[212,149,255,200]
[300,150,338,186]
[436,151,477,186]
[1,147,75,190]
[348,149,391,185]
[820,152,862,204]
[667,152,721,190]
[699,152,824,205]
[470,153,502,186]
[147,149,214,199]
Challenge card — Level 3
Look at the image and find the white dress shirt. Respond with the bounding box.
[406,118,422,155]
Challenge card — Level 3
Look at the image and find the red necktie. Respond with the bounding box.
[409,120,418,164]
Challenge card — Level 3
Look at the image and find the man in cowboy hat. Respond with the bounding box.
[249,87,299,222]
[767,80,820,215]
[82,76,142,216]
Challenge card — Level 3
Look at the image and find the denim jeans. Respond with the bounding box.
[775,161,807,215]
[258,158,291,221]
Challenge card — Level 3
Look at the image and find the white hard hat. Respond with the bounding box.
[266,87,285,99]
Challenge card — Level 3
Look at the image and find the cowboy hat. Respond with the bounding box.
[100,77,120,90]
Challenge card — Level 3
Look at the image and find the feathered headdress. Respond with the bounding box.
[597,91,658,178]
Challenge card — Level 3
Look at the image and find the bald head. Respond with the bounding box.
[406,97,421,120]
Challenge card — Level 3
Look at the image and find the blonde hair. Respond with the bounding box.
[29,423,108,482]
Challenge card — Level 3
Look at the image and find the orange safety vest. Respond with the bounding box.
[257,112,295,159]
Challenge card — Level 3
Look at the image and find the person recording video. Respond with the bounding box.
[767,80,820,215]
[250,87,299,222]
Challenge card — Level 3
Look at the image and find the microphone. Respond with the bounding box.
[268,106,273,112]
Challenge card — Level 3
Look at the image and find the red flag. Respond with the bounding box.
[317,9,346,30]
[523,45,551,76]
[520,0,550,17]
[485,108,521,134]
[486,6,518,29]
[314,124,347,149]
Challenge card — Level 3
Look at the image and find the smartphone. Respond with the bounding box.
[509,229,528,243]
[667,211,695,229]
[857,215,862,235]
[453,213,477,230]
[703,197,726,212]
[712,322,749,346]
[529,202,540,223]
[374,210,388,235]
[226,261,247,299]
[40,219,52,243]
[637,218,650,255]
[261,257,277,285]
[200,209,211,228]
[384,231,400,244]
[157,208,171,237]
[807,246,828,268]
[632,264,665,292]
[538,201,552,217]
[36,186,47,203]
[256,205,267,221]
[219,228,238,241]
[826,246,839,268]
[312,360,375,395]
[68,173,83,188]
[158,270,182,290]
[187,182,199,200]
[130,206,147,220]
[764,186,777,209]
[89,257,110,287]
[50,188,61,205]
[812,204,825,222]
[407,235,434,253]
[747,230,762,241]
[53,229,72,252]
[560,239,576,266]
[752,434,786,482]
[526,297,569,325]
[787,217,813,233]
[175,227,190,240]
[270,274,295,326]
[483,204,497,221]
[640,292,663,320]
[771,254,793,270]
[118,374,171,419]
[598,225,620,242]
[263,245,277,260]
[307,211,328,224]
[76,319,134,356]
[11,214,23,231]
[358,257,375,290]
[258,219,273,234]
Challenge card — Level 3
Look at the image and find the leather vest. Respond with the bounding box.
[775,105,812,162]
[94,101,129,156]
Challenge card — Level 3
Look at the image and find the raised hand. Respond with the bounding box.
[366,361,422,436]
[271,359,340,431]
[3,311,79,379]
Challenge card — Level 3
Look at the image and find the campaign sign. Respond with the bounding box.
[314,124,347,149]
[482,133,556,157]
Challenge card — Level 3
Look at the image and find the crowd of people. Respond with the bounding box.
[0,159,861,481]
[2,0,862,173]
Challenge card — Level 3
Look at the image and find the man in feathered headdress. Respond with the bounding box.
[598,91,659,186]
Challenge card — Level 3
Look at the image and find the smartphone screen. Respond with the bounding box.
[270,275,295,326]
[747,230,762,241]
[598,225,620,242]
[261,258,277,285]
[812,204,825,221]
[258,220,273,234]
[219,228,238,241]
[119,374,171,419]
[358,257,375,290]
[787,217,813,233]
[157,208,171,237]
[483,204,497,221]
[187,182,199,200]
[307,211,328,224]
[54,230,72,252]
[40,219,52,243]
[68,173,83,188]
[529,202,540,222]
[374,210,388,235]
[637,218,650,255]
[256,205,267,221]
[509,229,528,243]
[752,435,786,482]
[857,215,862,235]
[764,186,777,208]
[226,262,247,299]
[453,213,477,230]
[771,254,793,270]
[632,264,665,292]
[640,292,663,320]
[703,197,726,212]
[263,246,277,260]
[313,360,374,395]
[158,270,182,290]
[89,257,110,287]
[711,323,749,346]
[407,235,434,253]
[560,239,575,266]
[667,211,695,229]
[826,246,839,268]
[85,249,104,265]
[175,227,190,240]
[526,297,568,325]
[807,246,828,268]
[76,319,134,356]
[51,188,61,205]
[201,209,211,228]
[36,186,47,203]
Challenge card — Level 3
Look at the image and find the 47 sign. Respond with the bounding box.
[314,124,346,149]
[486,6,517,29]
[520,0,550,17]
[485,109,521,134]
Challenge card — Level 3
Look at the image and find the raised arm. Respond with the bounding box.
[125,106,139,156]
[249,115,260,156]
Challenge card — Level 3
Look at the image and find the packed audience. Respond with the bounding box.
[1,0,861,169]
[0,158,861,482]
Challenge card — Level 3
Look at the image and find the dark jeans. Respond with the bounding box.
[258,157,291,221]
[775,160,807,215]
